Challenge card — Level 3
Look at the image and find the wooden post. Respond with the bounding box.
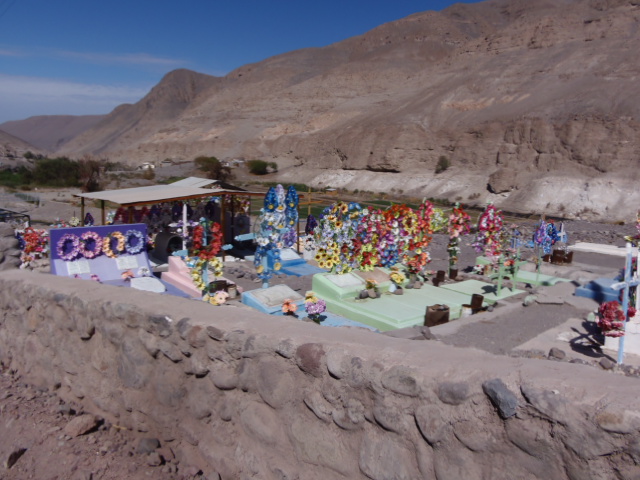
[101,200,105,225]
[220,197,226,262]
[80,197,85,225]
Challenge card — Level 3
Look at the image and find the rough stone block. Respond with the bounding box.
[359,425,420,480]
[295,343,326,378]
[437,381,470,405]
[381,366,419,397]
[482,378,518,419]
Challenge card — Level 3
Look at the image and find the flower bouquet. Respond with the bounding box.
[389,268,406,295]
[598,301,636,338]
[304,291,327,323]
[282,299,298,317]
[358,278,380,299]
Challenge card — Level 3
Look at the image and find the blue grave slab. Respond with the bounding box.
[279,258,326,277]
[575,277,620,303]
[241,285,305,315]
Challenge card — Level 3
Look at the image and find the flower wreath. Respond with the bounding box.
[125,229,145,255]
[56,233,80,261]
[78,231,103,259]
[102,231,126,258]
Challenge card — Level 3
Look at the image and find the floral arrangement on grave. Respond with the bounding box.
[282,299,298,316]
[430,207,448,233]
[83,212,94,226]
[389,269,406,286]
[624,212,640,245]
[223,195,251,215]
[532,218,553,268]
[472,203,505,258]
[188,222,224,295]
[282,186,299,248]
[203,289,229,306]
[598,301,636,337]
[253,185,291,284]
[446,203,471,270]
[313,201,363,274]
[69,216,81,227]
[304,291,327,323]
[364,278,380,298]
[16,227,49,268]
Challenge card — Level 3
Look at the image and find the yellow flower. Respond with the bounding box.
[274,262,282,271]
[315,253,323,261]
[318,261,326,269]
[257,264,264,273]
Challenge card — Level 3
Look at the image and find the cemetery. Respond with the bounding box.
[2,181,640,478]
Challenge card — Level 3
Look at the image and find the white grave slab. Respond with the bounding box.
[250,284,303,307]
[571,242,639,258]
[130,277,167,293]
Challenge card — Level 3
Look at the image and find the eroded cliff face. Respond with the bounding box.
[41,0,640,219]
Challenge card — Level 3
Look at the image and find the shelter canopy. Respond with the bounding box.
[74,177,261,208]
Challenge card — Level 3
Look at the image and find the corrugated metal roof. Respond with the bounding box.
[169,177,220,188]
[74,178,262,207]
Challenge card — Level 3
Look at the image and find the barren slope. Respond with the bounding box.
[55,0,640,220]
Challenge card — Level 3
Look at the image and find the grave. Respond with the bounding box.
[51,224,153,286]
[575,277,620,303]
[241,284,304,315]
[161,256,202,298]
[311,268,488,332]
[439,279,525,304]
[278,248,326,277]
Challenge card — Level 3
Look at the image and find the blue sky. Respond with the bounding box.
[0,0,483,124]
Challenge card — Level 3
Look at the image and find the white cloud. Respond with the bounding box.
[56,50,188,67]
[0,74,151,122]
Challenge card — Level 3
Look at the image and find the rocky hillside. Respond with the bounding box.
[0,130,40,169]
[0,115,106,152]
[28,0,640,220]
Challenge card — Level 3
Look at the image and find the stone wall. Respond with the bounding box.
[1,269,640,480]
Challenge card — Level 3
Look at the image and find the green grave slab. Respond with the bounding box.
[513,270,570,286]
[312,272,486,331]
[440,279,524,304]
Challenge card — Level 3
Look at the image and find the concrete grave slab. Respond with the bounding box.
[242,284,304,315]
[440,280,525,304]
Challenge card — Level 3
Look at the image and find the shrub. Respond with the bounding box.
[247,160,269,175]
[268,161,278,173]
[194,156,232,182]
[435,156,450,174]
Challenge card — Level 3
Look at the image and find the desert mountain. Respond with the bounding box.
[0,115,106,152]
[0,129,40,168]
[52,0,640,220]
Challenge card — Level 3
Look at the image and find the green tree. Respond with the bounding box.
[247,159,269,175]
[194,156,232,182]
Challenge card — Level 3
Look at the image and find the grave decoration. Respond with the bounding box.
[447,202,471,278]
[282,298,298,316]
[472,203,505,259]
[624,212,640,245]
[83,212,94,226]
[598,301,633,338]
[304,291,327,323]
[187,221,225,303]
[389,267,406,295]
[312,199,438,277]
[50,224,152,284]
[313,201,363,274]
[15,227,49,269]
[254,185,299,287]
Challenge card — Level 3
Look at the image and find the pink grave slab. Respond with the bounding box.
[161,256,201,298]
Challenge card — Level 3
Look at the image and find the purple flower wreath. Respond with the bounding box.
[56,233,80,261]
[78,231,103,259]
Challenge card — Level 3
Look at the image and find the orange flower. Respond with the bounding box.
[282,299,298,314]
